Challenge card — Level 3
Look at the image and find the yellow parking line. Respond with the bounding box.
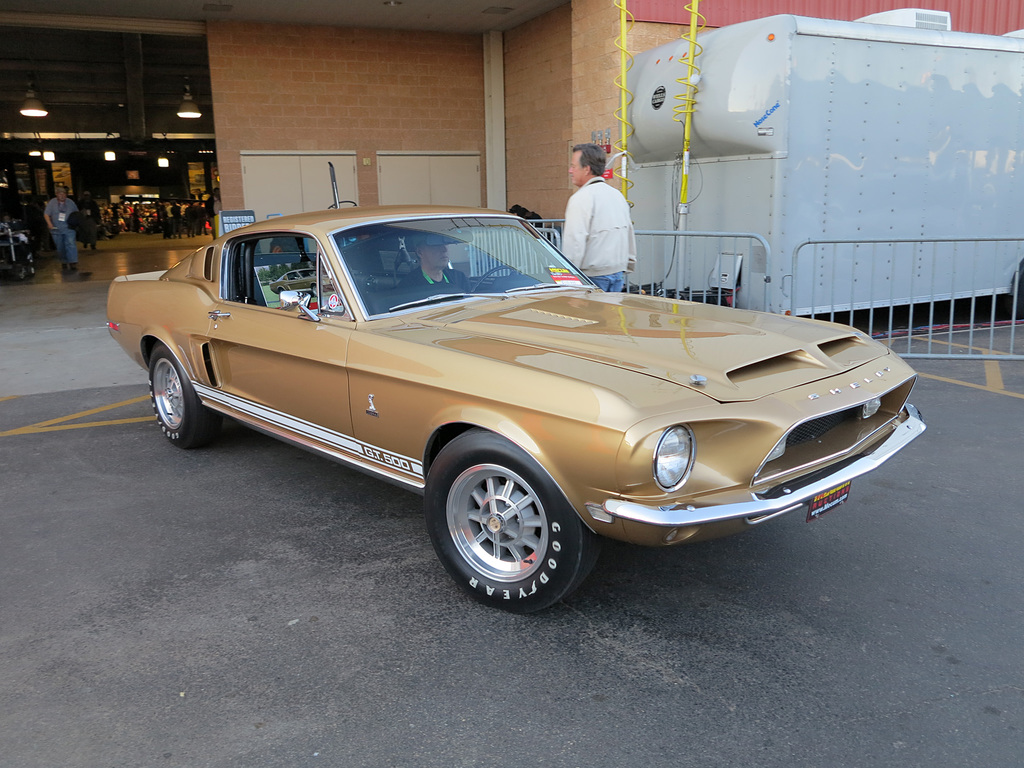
[20,395,150,428]
[919,372,1024,400]
[983,357,1005,390]
[2,417,153,435]
[886,336,1019,396]
[0,395,152,437]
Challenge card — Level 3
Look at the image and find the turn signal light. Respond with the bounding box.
[861,397,882,419]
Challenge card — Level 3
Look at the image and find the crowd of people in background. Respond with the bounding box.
[4,188,222,257]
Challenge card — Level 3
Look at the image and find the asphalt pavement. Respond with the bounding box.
[1,241,1022,767]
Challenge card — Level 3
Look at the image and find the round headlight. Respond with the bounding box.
[654,425,695,491]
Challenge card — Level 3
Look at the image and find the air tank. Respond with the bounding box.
[628,16,796,164]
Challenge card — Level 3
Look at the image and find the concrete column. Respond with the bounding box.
[483,30,507,212]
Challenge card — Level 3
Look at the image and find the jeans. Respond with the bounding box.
[590,272,625,292]
[52,228,78,264]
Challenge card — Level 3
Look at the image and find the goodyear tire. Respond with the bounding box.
[424,430,599,613]
[148,343,222,448]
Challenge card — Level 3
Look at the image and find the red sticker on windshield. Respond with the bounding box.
[549,267,584,285]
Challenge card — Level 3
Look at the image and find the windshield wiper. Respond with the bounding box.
[503,283,586,295]
[387,293,475,312]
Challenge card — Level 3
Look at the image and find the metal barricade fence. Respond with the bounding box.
[528,219,562,251]
[792,238,1023,360]
[527,220,771,309]
[631,230,771,309]
[521,220,1022,360]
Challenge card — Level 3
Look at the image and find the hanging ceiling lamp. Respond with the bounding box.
[20,82,48,117]
[177,82,201,119]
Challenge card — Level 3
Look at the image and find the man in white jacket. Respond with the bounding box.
[562,143,636,292]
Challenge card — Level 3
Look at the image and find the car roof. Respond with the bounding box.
[226,205,515,238]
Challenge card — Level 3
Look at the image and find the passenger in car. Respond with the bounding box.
[399,233,470,292]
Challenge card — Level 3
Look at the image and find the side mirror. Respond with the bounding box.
[279,289,320,322]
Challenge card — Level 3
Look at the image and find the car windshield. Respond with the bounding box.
[331,216,591,316]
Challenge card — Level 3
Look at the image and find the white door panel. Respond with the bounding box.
[241,153,358,220]
[378,155,431,205]
[377,153,480,206]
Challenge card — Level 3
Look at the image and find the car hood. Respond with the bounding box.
[411,292,889,403]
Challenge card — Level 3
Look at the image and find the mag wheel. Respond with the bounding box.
[424,430,599,613]
[148,344,222,448]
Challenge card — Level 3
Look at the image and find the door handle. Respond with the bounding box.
[208,310,231,320]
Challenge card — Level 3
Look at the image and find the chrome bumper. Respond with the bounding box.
[603,404,926,529]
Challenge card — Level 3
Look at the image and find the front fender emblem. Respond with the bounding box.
[365,394,379,418]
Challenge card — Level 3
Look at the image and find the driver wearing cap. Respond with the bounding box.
[399,233,470,292]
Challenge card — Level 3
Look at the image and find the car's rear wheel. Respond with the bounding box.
[148,343,222,448]
[424,430,599,613]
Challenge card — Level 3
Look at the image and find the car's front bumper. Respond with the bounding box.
[602,403,925,530]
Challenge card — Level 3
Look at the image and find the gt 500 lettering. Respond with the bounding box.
[361,446,413,471]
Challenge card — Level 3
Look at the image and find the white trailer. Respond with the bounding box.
[627,13,1024,316]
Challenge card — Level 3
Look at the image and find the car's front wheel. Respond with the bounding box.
[148,343,222,448]
[424,430,599,613]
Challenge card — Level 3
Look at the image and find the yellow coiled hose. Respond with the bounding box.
[674,0,704,207]
[613,0,634,206]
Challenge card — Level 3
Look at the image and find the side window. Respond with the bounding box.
[221,234,319,308]
[253,235,316,308]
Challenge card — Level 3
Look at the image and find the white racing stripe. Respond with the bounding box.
[194,383,425,486]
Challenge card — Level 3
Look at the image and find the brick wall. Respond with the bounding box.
[631,20,688,53]
[205,14,687,216]
[502,5,683,220]
[568,2,686,208]
[206,21,486,209]
[504,5,573,219]
[572,0,621,148]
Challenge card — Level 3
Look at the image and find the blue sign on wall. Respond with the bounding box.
[216,210,256,237]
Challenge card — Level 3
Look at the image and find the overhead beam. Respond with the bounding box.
[123,33,146,141]
[0,12,206,36]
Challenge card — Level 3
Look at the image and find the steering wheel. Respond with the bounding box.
[470,265,515,292]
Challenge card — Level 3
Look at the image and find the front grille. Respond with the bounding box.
[786,408,857,447]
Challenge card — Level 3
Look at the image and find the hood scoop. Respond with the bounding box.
[726,349,827,385]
